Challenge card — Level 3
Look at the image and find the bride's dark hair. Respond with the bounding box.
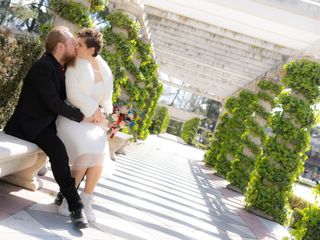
[77,28,103,57]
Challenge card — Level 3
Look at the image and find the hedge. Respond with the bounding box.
[0,31,43,129]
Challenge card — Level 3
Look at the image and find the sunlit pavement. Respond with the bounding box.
[293,183,319,205]
[0,134,290,239]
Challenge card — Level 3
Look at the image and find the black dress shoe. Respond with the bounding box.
[70,209,88,229]
[54,192,64,206]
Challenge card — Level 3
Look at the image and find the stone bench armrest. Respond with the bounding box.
[0,132,48,191]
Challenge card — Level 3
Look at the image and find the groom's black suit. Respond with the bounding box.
[5,53,84,211]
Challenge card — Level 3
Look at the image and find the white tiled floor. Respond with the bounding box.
[0,134,290,240]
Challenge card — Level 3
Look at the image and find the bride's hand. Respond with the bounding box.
[83,115,94,122]
[92,108,105,124]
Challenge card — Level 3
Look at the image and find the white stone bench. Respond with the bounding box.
[108,132,133,160]
[0,131,47,191]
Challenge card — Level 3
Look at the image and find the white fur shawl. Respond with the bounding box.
[65,55,113,117]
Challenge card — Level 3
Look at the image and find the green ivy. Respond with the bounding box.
[282,60,320,103]
[213,90,258,177]
[106,11,140,39]
[226,89,262,190]
[205,80,281,187]
[257,79,283,95]
[90,0,109,12]
[181,118,200,145]
[51,0,94,27]
[102,12,162,140]
[257,91,274,104]
[204,136,222,168]
[289,205,320,240]
[150,106,170,134]
[286,170,320,240]
[245,60,320,224]
[51,2,162,140]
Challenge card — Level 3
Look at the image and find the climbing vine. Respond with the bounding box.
[206,91,258,177]
[50,2,162,140]
[227,80,282,193]
[102,12,163,140]
[150,106,170,134]
[181,118,201,145]
[205,80,282,181]
[90,0,109,12]
[50,0,94,27]
[287,185,320,240]
[245,60,320,224]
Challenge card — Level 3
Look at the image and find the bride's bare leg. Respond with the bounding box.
[83,166,103,194]
[71,168,87,188]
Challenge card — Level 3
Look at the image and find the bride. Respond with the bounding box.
[56,28,113,223]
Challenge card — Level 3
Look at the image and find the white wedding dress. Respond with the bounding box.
[56,57,114,178]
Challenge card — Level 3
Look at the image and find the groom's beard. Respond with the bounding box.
[62,52,76,67]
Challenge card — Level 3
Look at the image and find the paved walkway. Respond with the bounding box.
[0,134,289,239]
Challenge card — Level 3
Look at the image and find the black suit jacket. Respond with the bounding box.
[4,53,84,140]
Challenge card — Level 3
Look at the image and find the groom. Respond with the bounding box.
[4,26,103,228]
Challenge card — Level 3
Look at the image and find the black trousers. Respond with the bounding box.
[32,124,83,211]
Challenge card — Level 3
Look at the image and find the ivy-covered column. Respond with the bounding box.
[150,106,170,134]
[204,114,226,169]
[112,0,151,40]
[50,0,162,141]
[245,60,320,224]
[205,91,256,177]
[181,118,200,145]
[204,99,225,168]
[103,2,162,140]
[226,81,282,193]
[217,91,259,177]
[109,0,163,139]
[204,98,240,176]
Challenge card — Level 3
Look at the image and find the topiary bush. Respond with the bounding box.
[0,30,43,128]
[181,118,200,145]
[150,106,170,134]
[245,60,320,224]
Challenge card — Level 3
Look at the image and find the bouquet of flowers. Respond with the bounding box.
[106,105,136,138]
